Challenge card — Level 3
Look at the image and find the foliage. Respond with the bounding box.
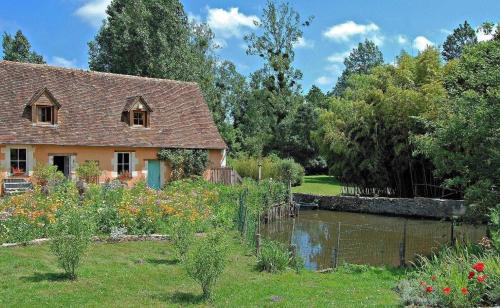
[315,48,445,197]
[2,30,45,63]
[332,39,384,96]
[399,245,499,307]
[169,216,195,261]
[49,207,95,279]
[230,155,304,186]
[442,20,478,61]
[488,205,500,252]
[185,231,228,300]
[413,40,500,215]
[157,149,208,180]
[76,161,101,184]
[32,163,65,189]
[257,239,291,273]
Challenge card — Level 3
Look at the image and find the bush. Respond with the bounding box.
[50,207,95,280]
[76,161,101,184]
[169,217,195,261]
[157,149,209,180]
[257,240,291,273]
[185,232,228,300]
[230,155,304,186]
[398,244,500,307]
[32,164,65,189]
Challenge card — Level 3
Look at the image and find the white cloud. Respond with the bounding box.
[75,0,111,28]
[315,76,334,86]
[294,37,314,49]
[413,36,434,52]
[187,12,202,25]
[51,56,77,68]
[326,64,342,74]
[396,35,408,45]
[207,7,259,39]
[327,51,350,63]
[323,21,379,41]
[477,29,494,42]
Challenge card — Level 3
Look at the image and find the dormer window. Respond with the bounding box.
[123,96,153,128]
[27,88,61,125]
[38,106,53,124]
[133,110,146,127]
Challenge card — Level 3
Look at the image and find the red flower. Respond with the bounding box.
[426,286,433,293]
[443,287,451,295]
[461,288,468,295]
[468,271,475,279]
[477,275,487,283]
[472,262,485,272]
[431,275,437,281]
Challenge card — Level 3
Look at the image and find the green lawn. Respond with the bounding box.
[292,175,343,196]
[0,236,402,307]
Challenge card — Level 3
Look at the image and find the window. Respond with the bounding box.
[133,111,146,127]
[10,148,27,174]
[117,153,130,174]
[37,106,53,124]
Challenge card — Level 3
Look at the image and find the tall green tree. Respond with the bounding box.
[332,40,383,96]
[2,30,45,64]
[442,21,477,61]
[305,85,329,109]
[315,48,446,197]
[243,0,312,158]
[414,40,500,215]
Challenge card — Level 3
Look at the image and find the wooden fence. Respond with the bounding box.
[208,167,242,185]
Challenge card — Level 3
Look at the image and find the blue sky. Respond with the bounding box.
[1,0,498,93]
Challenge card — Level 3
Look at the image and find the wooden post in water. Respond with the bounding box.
[333,222,341,268]
[450,218,455,245]
[399,220,407,267]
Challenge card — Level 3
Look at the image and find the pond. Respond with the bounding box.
[262,209,487,270]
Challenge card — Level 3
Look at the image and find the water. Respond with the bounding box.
[262,210,486,270]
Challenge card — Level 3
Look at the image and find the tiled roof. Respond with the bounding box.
[0,61,226,149]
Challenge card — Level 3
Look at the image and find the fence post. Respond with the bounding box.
[333,222,341,268]
[256,233,261,256]
[450,218,455,245]
[400,220,407,267]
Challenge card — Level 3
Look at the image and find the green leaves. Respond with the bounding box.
[2,30,45,64]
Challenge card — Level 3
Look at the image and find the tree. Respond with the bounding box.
[305,85,329,109]
[332,40,383,96]
[442,21,477,61]
[243,0,313,158]
[414,40,500,215]
[2,30,45,64]
[315,48,446,197]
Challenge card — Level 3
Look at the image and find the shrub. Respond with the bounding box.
[157,149,209,180]
[257,240,290,273]
[50,207,95,280]
[399,244,500,307]
[169,217,195,261]
[185,232,228,300]
[32,164,65,189]
[76,161,101,184]
[230,155,304,186]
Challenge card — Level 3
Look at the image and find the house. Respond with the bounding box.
[0,61,227,193]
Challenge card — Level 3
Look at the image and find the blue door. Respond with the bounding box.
[147,160,161,189]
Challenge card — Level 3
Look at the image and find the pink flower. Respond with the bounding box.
[477,275,487,283]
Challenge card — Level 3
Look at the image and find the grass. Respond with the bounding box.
[0,235,402,307]
[292,175,343,196]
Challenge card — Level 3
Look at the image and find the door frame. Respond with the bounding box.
[146,159,163,189]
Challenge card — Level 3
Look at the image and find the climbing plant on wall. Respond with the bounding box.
[157,149,209,180]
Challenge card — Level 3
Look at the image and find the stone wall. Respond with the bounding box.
[293,193,466,219]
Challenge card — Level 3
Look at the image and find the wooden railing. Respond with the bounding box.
[208,167,242,185]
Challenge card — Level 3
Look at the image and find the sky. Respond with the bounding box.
[0,0,498,93]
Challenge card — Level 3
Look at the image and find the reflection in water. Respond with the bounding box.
[262,210,486,270]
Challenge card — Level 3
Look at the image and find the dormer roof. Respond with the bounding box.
[27,87,61,108]
[124,95,153,113]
